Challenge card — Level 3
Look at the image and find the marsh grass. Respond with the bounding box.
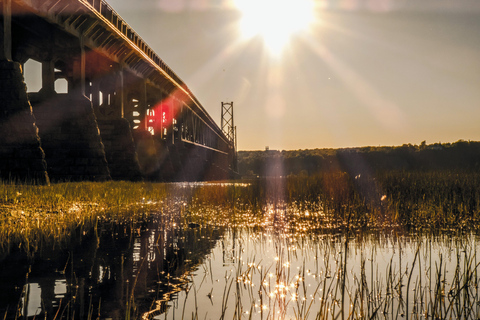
[1,171,480,319]
[3,171,478,258]
[183,171,480,233]
[0,181,173,257]
[155,172,480,319]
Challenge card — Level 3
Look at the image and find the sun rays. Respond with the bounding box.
[225,3,408,146]
[146,2,414,149]
[233,0,315,55]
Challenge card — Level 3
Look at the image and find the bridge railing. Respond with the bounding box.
[84,0,184,87]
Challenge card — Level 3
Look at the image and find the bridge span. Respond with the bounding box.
[0,0,237,183]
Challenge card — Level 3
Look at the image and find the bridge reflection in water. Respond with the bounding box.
[0,213,225,319]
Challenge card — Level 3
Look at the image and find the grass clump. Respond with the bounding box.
[0,181,170,257]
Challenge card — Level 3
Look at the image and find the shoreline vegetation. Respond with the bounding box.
[0,182,171,258]
[1,170,479,258]
[238,140,480,177]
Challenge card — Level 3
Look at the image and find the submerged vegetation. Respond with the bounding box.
[169,230,480,320]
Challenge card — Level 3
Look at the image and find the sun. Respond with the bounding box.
[234,0,315,54]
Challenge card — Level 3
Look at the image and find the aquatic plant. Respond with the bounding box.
[0,181,171,257]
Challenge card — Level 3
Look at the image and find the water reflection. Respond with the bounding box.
[2,211,480,319]
[155,229,480,320]
[0,213,224,319]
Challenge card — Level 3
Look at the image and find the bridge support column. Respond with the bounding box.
[134,130,161,180]
[31,44,111,181]
[97,117,142,181]
[96,70,143,181]
[151,136,172,181]
[39,60,55,99]
[139,80,148,131]
[0,60,49,183]
[118,70,125,118]
[127,80,164,180]
[33,92,111,182]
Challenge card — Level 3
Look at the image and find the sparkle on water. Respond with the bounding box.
[3,175,480,319]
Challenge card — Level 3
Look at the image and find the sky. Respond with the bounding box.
[106,0,480,151]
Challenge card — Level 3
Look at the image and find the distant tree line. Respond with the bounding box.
[237,140,480,177]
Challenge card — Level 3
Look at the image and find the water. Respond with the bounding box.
[1,182,480,319]
[0,216,224,319]
[157,229,480,319]
[3,223,479,319]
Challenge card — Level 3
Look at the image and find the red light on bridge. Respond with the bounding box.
[162,109,170,125]
[143,87,189,136]
[145,95,179,136]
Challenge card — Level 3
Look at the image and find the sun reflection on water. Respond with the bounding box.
[4,178,480,319]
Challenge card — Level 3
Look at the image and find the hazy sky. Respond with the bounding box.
[107,0,480,150]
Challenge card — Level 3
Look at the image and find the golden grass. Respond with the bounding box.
[0,181,170,256]
[1,170,479,257]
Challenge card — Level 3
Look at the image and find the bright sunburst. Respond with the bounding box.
[234,0,315,54]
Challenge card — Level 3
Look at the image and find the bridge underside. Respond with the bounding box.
[0,0,237,183]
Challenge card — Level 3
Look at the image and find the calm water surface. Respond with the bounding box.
[1,183,480,319]
[157,229,480,319]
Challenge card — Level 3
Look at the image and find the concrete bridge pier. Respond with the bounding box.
[179,144,210,182]
[0,1,48,183]
[204,149,229,181]
[0,60,49,183]
[146,90,176,181]
[28,44,111,182]
[153,137,174,181]
[122,78,163,180]
[93,70,142,181]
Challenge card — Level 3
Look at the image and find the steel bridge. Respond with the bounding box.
[0,0,237,182]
